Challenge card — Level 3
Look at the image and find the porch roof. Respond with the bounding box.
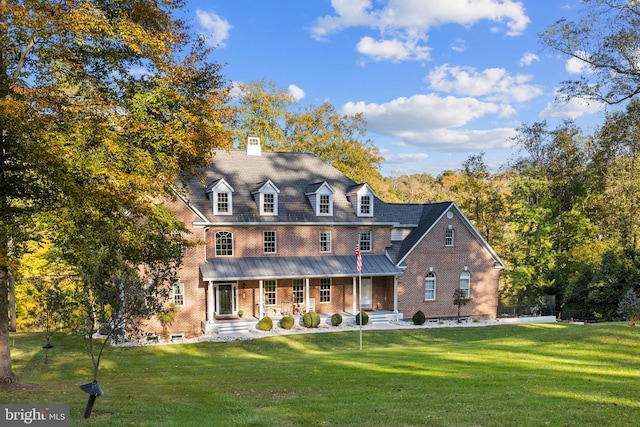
[200,255,401,281]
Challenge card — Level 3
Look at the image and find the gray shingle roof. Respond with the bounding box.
[178,149,423,225]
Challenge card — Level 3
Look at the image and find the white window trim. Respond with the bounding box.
[425,272,436,301]
[460,271,470,299]
[359,230,372,252]
[208,179,234,216]
[319,230,332,253]
[264,279,277,306]
[445,228,455,247]
[292,279,305,304]
[253,180,280,216]
[214,191,233,216]
[317,193,333,216]
[263,230,277,254]
[358,194,373,217]
[215,231,234,257]
[173,280,185,306]
[319,278,331,303]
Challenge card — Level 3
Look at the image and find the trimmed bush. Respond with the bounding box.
[355,311,369,326]
[303,312,321,328]
[331,313,343,326]
[257,316,273,331]
[412,310,426,325]
[280,315,295,330]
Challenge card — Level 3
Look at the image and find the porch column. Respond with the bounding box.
[259,279,264,318]
[393,276,399,321]
[305,278,310,313]
[207,281,214,323]
[352,276,357,314]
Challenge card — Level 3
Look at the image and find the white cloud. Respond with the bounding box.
[565,52,594,75]
[384,152,430,164]
[427,64,543,103]
[540,93,604,119]
[341,94,516,151]
[196,10,232,47]
[287,84,306,101]
[356,36,430,62]
[519,52,539,66]
[450,38,466,53]
[310,0,530,62]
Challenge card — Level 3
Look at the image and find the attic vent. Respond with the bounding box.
[247,136,261,156]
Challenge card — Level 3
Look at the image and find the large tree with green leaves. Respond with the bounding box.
[541,0,640,105]
[0,0,234,384]
[234,79,383,191]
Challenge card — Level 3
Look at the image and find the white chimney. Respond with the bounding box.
[247,136,261,156]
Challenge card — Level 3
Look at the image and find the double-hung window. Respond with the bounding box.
[263,231,277,254]
[425,272,436,301]
[445,229,454,246]
[320,278,331,303]
[264,280,276,305]
[359,230,372,252]
[216,192,229,214]
[263,193,275,214]
[319,231,332,253]
[293,279,304,304]
[459,271,470,299]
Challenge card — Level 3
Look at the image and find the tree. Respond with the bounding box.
[0,0,234,384]
[453,289,471,323]
[617,288,640,325]
[541,0,640,104]
[234,80,383,191]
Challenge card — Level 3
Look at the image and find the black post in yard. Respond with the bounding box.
[80,381,104,419]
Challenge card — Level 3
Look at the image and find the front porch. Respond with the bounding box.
[202,310,403,335]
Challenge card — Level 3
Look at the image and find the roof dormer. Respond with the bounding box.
[251,179,280,216]
[347,183,375,217]
[207,178,234,216]
[305,182,335,216]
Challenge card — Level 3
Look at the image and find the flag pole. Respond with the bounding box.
[359,267,362,350]
[355,244,363,350]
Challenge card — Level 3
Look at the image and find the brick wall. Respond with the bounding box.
[397,211,500,320]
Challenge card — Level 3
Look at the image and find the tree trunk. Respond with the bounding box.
[0,266,17,383]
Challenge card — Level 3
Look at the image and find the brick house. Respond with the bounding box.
[157,137,505,337]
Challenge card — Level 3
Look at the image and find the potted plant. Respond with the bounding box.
[237,310,244,318]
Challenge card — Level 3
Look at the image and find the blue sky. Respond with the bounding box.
[181,1,606,176]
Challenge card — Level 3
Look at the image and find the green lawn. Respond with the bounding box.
[2,323,640,426]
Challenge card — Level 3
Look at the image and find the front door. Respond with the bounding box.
[361,277,372,309]
[218,284,233,315]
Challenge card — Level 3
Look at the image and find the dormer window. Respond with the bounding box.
[252,180,280,216]
[319,194,331,214]
[263,193,275,214]
[348,184,375,217]
[359,195,371,215]
[306,182,334,217]
[207,179,234,216]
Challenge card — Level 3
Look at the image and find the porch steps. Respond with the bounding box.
[367,311,402,324]
[215,320,253,334]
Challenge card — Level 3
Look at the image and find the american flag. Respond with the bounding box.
[355,245,362,272]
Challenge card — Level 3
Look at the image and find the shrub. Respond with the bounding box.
[355,311,369,326]
[617,289,640,325]
[412,310,426,325]
[257,316,273,331]
[303,312,321,328]
[331,313,343,326]
[280,315,295,330]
